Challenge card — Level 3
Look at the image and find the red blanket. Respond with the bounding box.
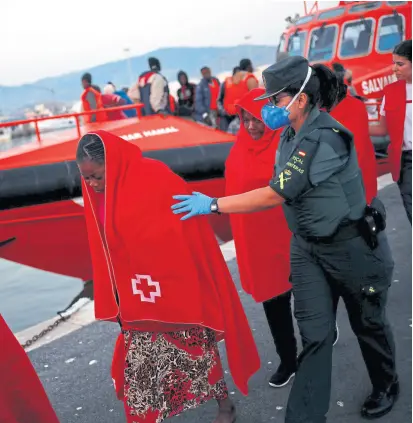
[82,130,260,395]
[331,94,378,203]
[0,315,60,423]
[225,89,292,302]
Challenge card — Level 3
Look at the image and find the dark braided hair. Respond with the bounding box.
[283,64,339,112]
[76,134,105,165]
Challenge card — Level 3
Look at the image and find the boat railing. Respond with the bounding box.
[0,103,144,144]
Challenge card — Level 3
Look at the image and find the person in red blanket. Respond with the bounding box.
[330,70,378,204]
[76,130,260,423]
[225,89,339,389]
[0,314,60,423]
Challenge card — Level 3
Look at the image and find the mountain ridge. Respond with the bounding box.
[0,45,276,113]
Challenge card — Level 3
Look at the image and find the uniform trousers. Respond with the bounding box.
[285,231,397,423]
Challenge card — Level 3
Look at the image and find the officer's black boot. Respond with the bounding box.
[361,379,399,419]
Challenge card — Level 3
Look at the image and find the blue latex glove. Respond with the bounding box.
[171,192,213,221]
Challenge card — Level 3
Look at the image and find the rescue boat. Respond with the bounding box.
[278,1,411,99]
[0,105,234,284]
[278,1,412,150]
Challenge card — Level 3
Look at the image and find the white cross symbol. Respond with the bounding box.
[131,274,161,303]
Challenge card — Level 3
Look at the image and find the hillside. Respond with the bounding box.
[0,45,276,113]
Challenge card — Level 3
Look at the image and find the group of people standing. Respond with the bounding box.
[7,41,410,423]
[79,56,261,135]
[73,40,411,423]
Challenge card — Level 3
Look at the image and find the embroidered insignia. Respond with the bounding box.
[277,171,291,189]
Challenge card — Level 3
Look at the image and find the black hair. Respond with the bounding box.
[239,58,252,71]
[177,70,188,81]
[332,62,345,73]
[200,66,210,72]
[232,66,241,75]
[393,39,412,62]
[81,72,92,83]
[76,134,105,165]
[332,69,348,106]
[283,64,338,112]
[148,57,161,71]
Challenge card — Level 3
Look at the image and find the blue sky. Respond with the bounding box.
[1,0,336,85]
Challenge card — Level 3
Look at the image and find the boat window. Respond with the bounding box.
[377,14,404,52]
[350,2,381,13]
[308,25,337,62]
[339,18,375,58]
[277,34,286,54]
[318,7,345,20]
[287,31,307,56]
[295,15,314,25]
[386,1,407,5]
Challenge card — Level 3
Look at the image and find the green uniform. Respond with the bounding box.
[270,108,397,423]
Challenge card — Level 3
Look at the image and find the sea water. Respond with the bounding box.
[0,258,83,332]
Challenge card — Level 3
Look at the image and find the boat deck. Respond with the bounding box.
[24,178,412,423]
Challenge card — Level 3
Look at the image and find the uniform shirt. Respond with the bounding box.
[270,108,350,202]
[380,82,412,151]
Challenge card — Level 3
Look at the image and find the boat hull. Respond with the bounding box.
[0,177,231,282]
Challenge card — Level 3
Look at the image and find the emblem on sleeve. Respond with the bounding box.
[275,171,291,190]
[131,274,161,303]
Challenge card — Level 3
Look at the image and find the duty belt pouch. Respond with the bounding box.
[360,197,386,250]
[369,197,387,231]
[359,214,379,249]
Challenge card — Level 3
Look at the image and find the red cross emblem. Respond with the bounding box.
[131,274,161,303]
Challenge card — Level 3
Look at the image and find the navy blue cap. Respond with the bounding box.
[255,56,310,101]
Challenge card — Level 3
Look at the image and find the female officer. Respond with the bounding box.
[370,40,412,224]
[172,56,398,423]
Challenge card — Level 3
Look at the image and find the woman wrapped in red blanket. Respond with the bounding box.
[76,130,260,423]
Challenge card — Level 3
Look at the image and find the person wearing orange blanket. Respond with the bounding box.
[76,130,260,423]
[330,70,378,204]
[370,40,412,224]
[80,73,107,123]
[0,314,60,423]
[218,59,259,132]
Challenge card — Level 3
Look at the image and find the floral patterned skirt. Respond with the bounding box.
[123,327,228,423]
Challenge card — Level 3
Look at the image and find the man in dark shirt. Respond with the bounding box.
[176,71,196,117]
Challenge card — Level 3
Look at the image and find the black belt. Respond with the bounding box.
[300,220,361,244]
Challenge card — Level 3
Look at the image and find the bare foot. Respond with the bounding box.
[213,398,236,423]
